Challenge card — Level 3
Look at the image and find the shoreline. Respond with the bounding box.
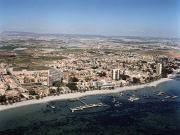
[0,78,171,112]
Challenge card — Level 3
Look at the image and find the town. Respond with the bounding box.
[0,32,180,105]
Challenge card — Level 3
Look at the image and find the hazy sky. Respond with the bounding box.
[0,0,180,38]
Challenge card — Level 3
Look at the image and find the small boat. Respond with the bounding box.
[161,99,165,102]
[128,96,140,102]
[171,96,178,99]
[164,96,171,99]
[114,102,122,107]
[112,98,116,103]
[119,92,123,96]
[50,105,56,109]
[47,103,56,109]
[157,92,165,96]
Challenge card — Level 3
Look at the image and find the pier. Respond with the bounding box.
[70,99,107,112]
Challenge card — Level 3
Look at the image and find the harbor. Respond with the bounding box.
[0,79,180,135]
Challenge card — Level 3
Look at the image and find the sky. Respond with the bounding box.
[0,0,180,38]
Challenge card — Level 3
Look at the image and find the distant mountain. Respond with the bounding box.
[0,31,108,40]
[1,31,179,44]
[1,31,40,36]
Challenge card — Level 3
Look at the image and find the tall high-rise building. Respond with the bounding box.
[156,63,162,75]
[112,69,121,80]
[49,68,63,86]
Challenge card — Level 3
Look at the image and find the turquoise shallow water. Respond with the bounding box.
[0,80,180,135]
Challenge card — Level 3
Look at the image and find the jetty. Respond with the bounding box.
[70,103,106,112]
[70,99,107,112]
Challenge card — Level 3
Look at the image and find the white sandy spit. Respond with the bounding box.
[0,78,171,112]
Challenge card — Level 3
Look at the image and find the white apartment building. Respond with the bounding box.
[156,63,162,75]
[112,69,121,80]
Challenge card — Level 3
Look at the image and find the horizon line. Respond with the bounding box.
[1,30,180,40]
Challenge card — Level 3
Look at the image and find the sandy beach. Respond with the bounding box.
[0,78,171,112]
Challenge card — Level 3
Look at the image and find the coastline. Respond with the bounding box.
[0,78,171,112]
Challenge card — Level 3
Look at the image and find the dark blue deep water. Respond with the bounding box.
[0,80,180,135]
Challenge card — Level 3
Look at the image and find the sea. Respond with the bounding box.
[0,80,180,135]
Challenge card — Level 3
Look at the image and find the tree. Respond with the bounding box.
[29,90,36,95]
[6,85,11,91]
[57,87,63,93]
[24,76,30,83]
[52,81,62,87]
[85,76,91,82]
[91,66,98,69]
[162,68,173,78]
[132,77,140,84]
[49,88,57,94]
[0,95,6,103]
[66,83,78,91]
[69,77,79,83]
[98,72,106,77]
[6,70,11,75]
